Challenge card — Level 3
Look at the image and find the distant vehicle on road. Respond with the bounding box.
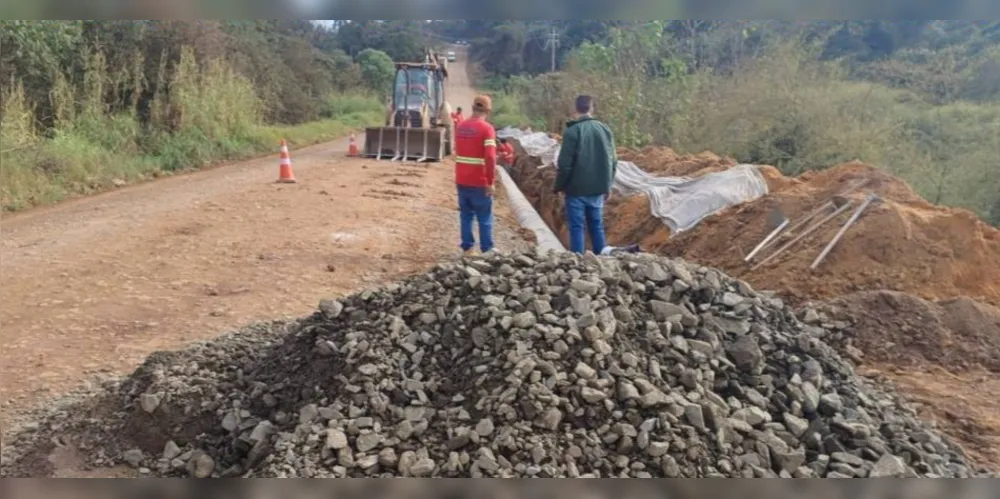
[446,50,456,62]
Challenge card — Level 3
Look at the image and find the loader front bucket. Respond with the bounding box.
[363,126,447,162]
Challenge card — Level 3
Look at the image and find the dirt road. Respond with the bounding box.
[0,56,526,425]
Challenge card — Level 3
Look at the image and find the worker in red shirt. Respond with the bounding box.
[454,95,497,254]
[497,138,515,171]
[451,107,464,126]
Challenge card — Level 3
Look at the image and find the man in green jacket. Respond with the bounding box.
[554,95,618,254]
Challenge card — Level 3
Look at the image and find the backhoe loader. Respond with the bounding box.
[362,50,454,162]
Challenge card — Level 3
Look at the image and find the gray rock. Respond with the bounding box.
[646,441,670,457]
[409,457,436,477]
[162,441,182,461]
[801,382,821,414]
[802,308,821,325]
[187,451,215,478]
[581,387,608,404]
[642,262,670,282]
[326,429,349,450]
[221,412,239,432]
[726,335,764,374]
[570,279,600,295]
[123,449,144,468]
[870,454,909,478]
[574,362,597,380]
[819,393,843,415]
[319,299,344,318]
[356,433,381,453]
[733,407,771,427]
[772,448,807,473]
[379,448,399,468]
[650,300,691,322]
[139,393,162,414]
[299,404,319,425]
[475,418,496,437]
[685,404,707,431]
[512,312,537,329]
[540,407,563,430]
[662,456,681,477]
[783,413,809,438]
[831,452,865,468]
[721,292,745,307]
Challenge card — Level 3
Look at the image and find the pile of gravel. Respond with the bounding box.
[1,250,989,478]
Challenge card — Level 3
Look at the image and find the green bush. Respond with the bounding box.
[506,37,1000,224]
[0,44,383,212]
[356,49,396,94]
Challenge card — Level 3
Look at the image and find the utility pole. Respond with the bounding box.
[543,26,559,72]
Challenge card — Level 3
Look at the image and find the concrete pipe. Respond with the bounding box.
[497,167,565,253]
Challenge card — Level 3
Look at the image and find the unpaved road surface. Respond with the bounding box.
[0,57,526,426]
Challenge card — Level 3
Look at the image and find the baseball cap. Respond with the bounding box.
[473,95,492,112]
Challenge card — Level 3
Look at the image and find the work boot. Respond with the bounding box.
[463,248,478,257]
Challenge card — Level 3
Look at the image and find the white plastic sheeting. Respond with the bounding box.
[499,126,770,234]
[613,161,769,233]
[497,127,560,167]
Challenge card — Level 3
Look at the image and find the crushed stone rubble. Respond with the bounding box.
[1,250,991,478]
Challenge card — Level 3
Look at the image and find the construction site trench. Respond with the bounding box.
[2,50,1000,478]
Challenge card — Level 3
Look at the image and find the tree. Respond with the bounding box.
[356,48,395,93]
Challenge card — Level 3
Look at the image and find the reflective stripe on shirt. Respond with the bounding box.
[483,139,496,147]
[455,155,485,165]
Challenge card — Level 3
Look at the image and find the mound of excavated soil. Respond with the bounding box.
[818,291,1000,373]
[658,162,1000,307]
[618,148,736,178]
[509,143,1000,308]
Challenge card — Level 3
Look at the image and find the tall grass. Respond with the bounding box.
[1,47,381,212]
[510,41,1000,225]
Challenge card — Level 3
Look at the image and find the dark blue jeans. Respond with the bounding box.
[457,185,494,252]
[565,195,606,254]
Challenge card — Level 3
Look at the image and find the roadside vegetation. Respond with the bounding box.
[430,21,1000,226]
[0,21,428,212]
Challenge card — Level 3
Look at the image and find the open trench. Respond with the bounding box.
[504,142,685,254]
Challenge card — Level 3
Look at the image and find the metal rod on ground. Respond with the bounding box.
[810,193,880,270]
[760,178,869,252]
[745,218,791,262]
[751,200,854,271]
[786,201,834,234]
[755,201,832,256]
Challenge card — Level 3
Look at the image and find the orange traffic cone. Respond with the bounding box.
[277,140,296,183]
[348,132,359,157]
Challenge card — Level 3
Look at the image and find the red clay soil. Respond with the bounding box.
[821,290,1000,373]
[510,144,1000,308]
[618,147,736,177]
[658,162,1000,307]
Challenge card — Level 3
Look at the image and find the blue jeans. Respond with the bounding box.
[457,185,494,252]
[565,195,606,254]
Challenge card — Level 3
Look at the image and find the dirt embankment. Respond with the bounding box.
[822,291,1000,373]
[509,144,1000,308]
